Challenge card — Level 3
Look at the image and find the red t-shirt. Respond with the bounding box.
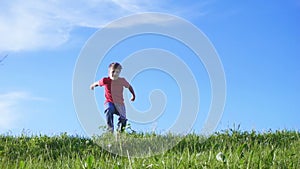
[99,77,130,104]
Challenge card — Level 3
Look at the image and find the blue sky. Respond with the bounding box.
[0,0,299,136]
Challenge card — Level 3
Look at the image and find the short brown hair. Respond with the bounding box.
[109,62,122,70]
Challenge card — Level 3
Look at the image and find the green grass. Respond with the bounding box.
[0,129,299,168]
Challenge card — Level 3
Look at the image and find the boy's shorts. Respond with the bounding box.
[114,103,126,120]
[104,102,126,120]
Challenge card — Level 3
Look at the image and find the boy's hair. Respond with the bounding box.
[109,62,122,70]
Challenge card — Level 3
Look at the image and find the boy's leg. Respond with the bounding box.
[104,102,116,132]
[114,104,127,132]
[118,118,127,132]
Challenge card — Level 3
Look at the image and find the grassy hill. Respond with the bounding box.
[0,129,299,168]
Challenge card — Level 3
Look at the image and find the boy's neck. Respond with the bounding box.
[110,76,119,80]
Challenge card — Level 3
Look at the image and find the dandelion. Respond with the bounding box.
[216,152,226,163]
[107,144,112,148]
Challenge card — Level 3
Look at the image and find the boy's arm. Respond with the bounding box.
[128,85,135,101]
[90,82,99,90]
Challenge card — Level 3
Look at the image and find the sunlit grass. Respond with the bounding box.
[0,129,299,168]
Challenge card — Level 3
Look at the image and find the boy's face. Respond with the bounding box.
[109,68,121,80]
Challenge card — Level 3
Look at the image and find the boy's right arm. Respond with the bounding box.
[90,82,99,90]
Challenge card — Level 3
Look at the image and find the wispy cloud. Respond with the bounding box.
[0,91,46,133]
[0,1,72,51]
[0,0,209,52]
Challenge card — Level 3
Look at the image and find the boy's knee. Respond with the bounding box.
[105,107,115,115]
[118,113,126,121]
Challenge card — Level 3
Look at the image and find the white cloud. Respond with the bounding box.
[0,91,46,132]
[0,1,72,51]
[0,0,207,52]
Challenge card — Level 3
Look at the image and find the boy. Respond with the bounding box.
[90,62,135,133]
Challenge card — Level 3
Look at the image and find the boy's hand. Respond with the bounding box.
[130,95,135,102]
[90,82,98,90]
[90,84,95,90]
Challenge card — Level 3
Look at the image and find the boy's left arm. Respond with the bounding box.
[128,85,135,101]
